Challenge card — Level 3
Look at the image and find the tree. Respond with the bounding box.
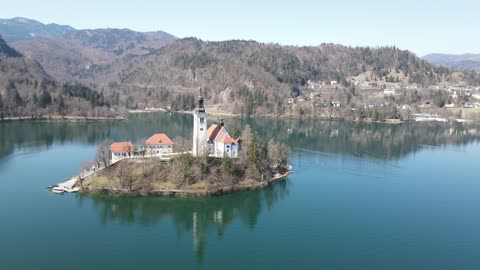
[170,153,194,187]
[79,160,92,188]
[39,90,52,108]
[173,136,191,153]
[115,164,135,192]
[230,127,240,139]
[57,93,65,115]
[239,125,270,181]
[94,139,113,168]
[0,93,3,120]
[33,93,38,105]
[221,155,233,177]
[239,125,254,165]
[268,140,291,171]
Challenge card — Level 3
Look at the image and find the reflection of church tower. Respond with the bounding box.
[193,93,208,156]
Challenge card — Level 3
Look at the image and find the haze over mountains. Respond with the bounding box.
[422,53,480,71]
[1,17,480,119]
[0,17,75,42]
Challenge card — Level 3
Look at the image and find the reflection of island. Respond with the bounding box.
[78,181,289,262]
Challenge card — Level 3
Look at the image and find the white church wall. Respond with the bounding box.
[193,110,208,156]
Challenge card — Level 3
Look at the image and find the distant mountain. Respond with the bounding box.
[62,28,176,49]
[11,27,177,81]
[3,17,480,118]
[423,53,480,71]
[0,17,75,42]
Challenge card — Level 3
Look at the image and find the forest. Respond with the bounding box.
[2,32,480,120]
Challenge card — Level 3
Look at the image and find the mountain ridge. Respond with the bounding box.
[423,53,480,71]
[1,17,480,120]
[0,17,76,42]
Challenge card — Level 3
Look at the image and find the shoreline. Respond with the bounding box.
[129,108,477,124]
[0,115,125,122]
[80,171,292,197]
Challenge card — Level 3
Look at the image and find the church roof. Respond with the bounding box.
[218,134,237,144]
[146,133,174,145]
[207,124,239,145]
[110,142,134,153]
[207,124,221,141]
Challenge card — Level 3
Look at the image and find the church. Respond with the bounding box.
[192,95,240,158]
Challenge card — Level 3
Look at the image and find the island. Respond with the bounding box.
[53,94,292,196]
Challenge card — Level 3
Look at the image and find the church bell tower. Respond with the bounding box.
[192,92,208,156]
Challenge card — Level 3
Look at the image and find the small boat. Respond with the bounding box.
[47,184,58,189]
[52,187,65,195]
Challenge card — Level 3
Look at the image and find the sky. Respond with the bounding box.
[1,0,479,56]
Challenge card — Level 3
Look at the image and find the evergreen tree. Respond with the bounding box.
[230,127,240,138]
[39,90,52,108]
[221,155,233,178]
[57,93,65,115]
[33,93,38,105]
[0,93,4,120]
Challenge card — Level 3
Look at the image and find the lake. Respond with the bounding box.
[1,113,480,269]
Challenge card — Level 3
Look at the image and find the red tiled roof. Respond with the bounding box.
[110,142,134,153]
[146,133,174,145]
[214,127,226,141]
[219,134,237,144]
[207,124,240,145]
[207,124,221,141]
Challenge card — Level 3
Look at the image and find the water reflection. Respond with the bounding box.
[78,181,289,262]
[231,118,480,160]
[1,113,480,162]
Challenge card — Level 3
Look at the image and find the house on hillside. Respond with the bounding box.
[146,133,174,155]
[384,89,396,95]
[111,141,135,163]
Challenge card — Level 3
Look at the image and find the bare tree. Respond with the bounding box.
[113,163,135,192]
[94,139,112,168]
[79,160,92,188]
[173,136,191,153]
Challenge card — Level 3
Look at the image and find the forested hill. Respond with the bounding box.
[0,35,116,119]
[42,37,477,113]
[2,17,480,118]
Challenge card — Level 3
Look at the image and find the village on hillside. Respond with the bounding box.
[286,74,480,122]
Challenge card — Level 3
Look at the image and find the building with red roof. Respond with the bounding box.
[110,141,135,163]
[192,93,241,158]
[206,119,240,158]
[146,133,174,155]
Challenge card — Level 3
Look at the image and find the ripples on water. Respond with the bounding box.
[1,113,480,269]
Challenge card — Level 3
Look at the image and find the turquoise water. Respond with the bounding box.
[1,113,480,269]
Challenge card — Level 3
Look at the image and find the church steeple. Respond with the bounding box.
[198,95,205,112]
[196,88,205,112]
[193,88,208,156]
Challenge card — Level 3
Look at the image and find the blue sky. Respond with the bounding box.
[1,0,478,56]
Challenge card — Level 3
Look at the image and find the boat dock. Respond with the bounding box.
[49,166,101,194]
